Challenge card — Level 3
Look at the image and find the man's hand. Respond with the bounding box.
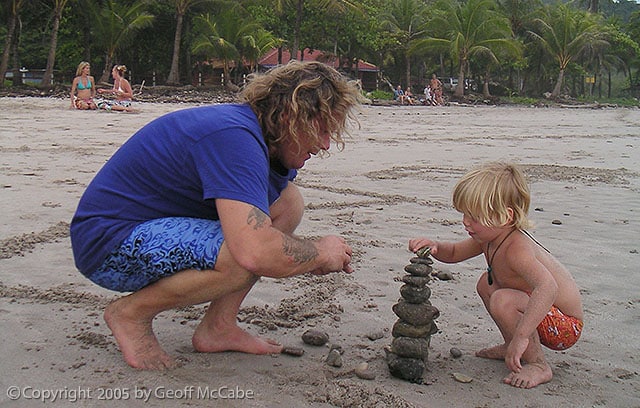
[312,235,353,274]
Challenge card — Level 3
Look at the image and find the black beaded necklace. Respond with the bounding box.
[485,228,517,285]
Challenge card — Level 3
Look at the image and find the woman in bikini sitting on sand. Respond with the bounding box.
[70,61,97,110]
[97,65,134,112]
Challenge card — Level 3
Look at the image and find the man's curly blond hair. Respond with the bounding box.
[240,60,360,157]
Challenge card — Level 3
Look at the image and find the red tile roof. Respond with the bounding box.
[258,48,378,72]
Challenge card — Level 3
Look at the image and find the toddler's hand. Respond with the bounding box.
[506,336,528,372]
[408,238,438,255]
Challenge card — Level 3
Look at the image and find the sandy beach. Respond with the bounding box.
[0,97,638,407]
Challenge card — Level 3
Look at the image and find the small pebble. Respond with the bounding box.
[415,246,431,258]
[366,330,385,341]
[449,347,462,358]
[329,344,343,354]
[302,329,329,346]
[436,270,453,280]
[354,362,376,380]
[326,349,343,367]
[452,372,473,383]
[281,346,304,357]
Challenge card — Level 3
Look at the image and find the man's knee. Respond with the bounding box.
[270,182,304,234]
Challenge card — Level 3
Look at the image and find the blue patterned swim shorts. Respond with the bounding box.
[89,217,224,292]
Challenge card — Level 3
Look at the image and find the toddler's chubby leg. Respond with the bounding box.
[475,273,509,360]
[476,281,554,388]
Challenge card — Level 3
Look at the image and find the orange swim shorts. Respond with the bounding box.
[536,305,583,351]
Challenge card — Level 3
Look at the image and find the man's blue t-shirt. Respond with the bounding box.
[70,104,296,276]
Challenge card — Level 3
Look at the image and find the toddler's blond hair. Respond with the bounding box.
[453,162,532,229]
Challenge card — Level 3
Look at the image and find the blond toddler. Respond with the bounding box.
[409,162,583,388]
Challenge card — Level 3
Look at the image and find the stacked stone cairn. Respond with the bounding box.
[386,246,440,383]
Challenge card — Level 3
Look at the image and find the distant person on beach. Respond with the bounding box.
[394,85,407,104]
[97,64,134,112]
[404,86,416,105]
[70,61,97,110]
[429,74,443,105]
[408,162,583,389]
[423,84,434,105]
[70,61,359,370]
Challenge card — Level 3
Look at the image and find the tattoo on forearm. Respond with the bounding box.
[283,235,318,264]
[247,207,269,230]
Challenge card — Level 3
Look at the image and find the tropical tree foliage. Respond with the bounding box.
[413,0,520,97]
[528,3,609,97]
[1,0,639,98]
[0,0,26,88]
[191,5,268,88]
[41,0,73,86]
[379,0,430,89]
[89,0,155,83]
[165,0,216,85]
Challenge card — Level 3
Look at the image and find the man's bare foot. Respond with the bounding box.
[104,299,178,370]
[192,323,282,355]
[476,344,507,360]
[503,362,553,389]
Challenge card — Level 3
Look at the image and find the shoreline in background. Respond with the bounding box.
[2,85,639,108]
[0,97,638,408]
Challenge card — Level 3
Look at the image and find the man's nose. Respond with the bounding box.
[320,133,331,150]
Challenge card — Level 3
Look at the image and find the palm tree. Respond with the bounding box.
[379,0,430,89]
[41,0,72,87]
[586,25,635,98]
[191,8,262,88]
[578,0,599,13]
[165,0,215,86]
[496,0,541,94]
[0,0,26,88]
[241,29,282,73]
[497,0,541,38]
[89,0,154,83]
[271,0,359,60]
[607,27,640,94]
[528,3,608,98]
[413,0,518,98]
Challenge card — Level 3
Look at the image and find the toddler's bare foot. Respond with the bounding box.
[476,344,507,360]
[192,323,282,355]
[104,299,177,370]
[503,362,553,389]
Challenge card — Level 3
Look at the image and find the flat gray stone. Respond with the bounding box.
[391,336,430,359]
[302,329,329,346]
[404,263,432,277]
[386,352,425,383]
[392,320,433,338]
[400,284,431,303]
[401,275,431,287]
[392,300,440,326]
